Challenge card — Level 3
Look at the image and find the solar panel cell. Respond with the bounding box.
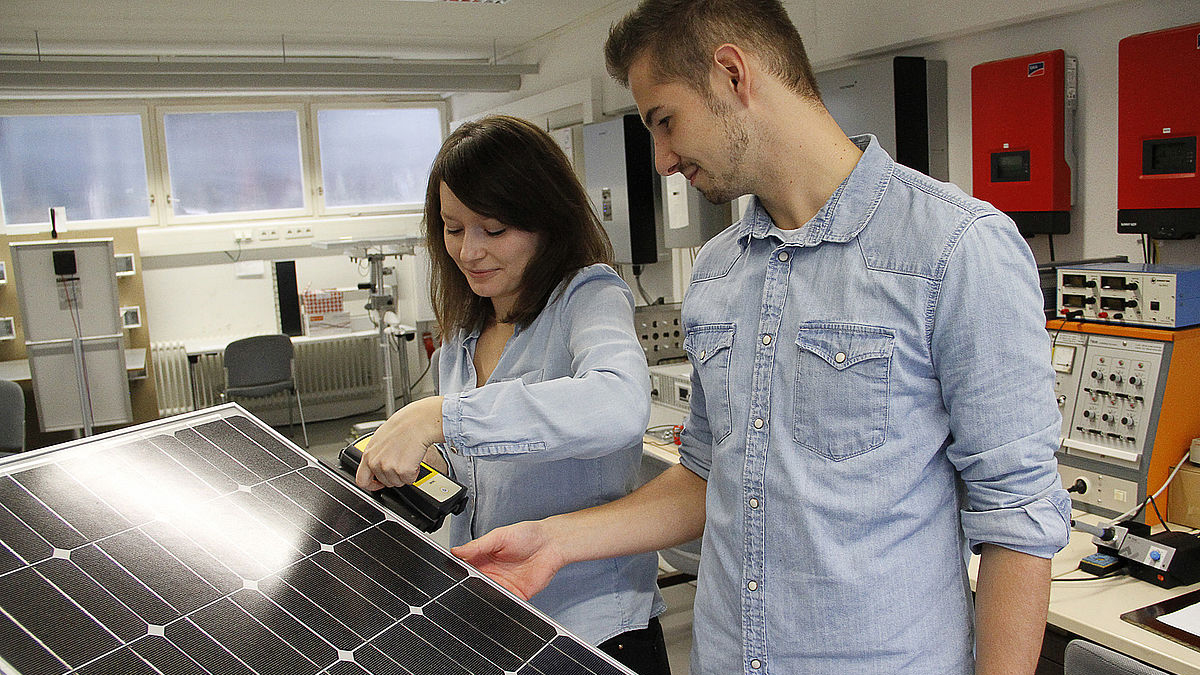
[0,502,52,570]
[0,475,89,550]
[35,557,147,643]
[128,635,212,675]
[230,588,339,667]
[72,646,160,675]
[0,407,635,675]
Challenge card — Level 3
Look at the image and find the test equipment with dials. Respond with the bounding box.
[1050,319,1200,525]
[1055,262,1200,328]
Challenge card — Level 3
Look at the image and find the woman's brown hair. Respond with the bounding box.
[423,115,614,337]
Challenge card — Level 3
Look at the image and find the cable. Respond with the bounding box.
[632,264,653,306]
[1048,233,1056,262]
[1148,495,1171,532]
[1052,567,1128,582]
[62,278,95,428]
[1107,450,1190,526]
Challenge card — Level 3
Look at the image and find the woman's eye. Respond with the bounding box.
[444,227,462,235]
[485,229,507,237]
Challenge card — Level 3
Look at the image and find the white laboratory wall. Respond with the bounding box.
[138,213,426,343]
[451,0,1200,284]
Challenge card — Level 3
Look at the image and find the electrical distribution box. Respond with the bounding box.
[1117,22,1200,240]
[816,56,949,181]
[582,114,663,265]
[662,172,729,249]
[971,50,1076,236]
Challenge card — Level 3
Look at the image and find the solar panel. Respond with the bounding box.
[0,404,635,675]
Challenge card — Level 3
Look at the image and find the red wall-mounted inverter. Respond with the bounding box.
[1118,22,1200,240]
[971,49,1075,237]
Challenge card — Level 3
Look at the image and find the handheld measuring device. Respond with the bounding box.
[336,433,468,532]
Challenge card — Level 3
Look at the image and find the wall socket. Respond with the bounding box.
[257,228,279,241]
[233,230,254,243]
[284,226,314,239]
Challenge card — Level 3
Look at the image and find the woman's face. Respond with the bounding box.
[441,182,540,319]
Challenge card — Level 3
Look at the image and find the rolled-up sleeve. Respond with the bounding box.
[442,268,651,462]
[932,213,1071,558]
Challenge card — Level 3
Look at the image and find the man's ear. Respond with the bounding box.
[712,43,752,106]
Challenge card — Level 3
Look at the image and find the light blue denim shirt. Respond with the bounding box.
[438,263,664,645]
[678,136,1071,674]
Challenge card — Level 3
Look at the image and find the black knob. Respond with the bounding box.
[1083,410,1092,418]
[1129,376,1140,386]
[1102,413,1112,422]
[1085,280,1097,288]
[1126,299,1138,308]
[1067,479,1088,494]
[1084,297,1096,305]
[1127,282,1138,291]
[1121,417,1132,426]
[1091,370,1102,379]
[1110,373,1122,383]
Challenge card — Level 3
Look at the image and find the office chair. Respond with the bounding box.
[222,334,308,447]
[1064,639,1169,675]
[0,378,25,455]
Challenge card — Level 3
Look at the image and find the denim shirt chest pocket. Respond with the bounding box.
[793,323,894,460]
[684,323,736,444]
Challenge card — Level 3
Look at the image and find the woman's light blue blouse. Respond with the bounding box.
[438,263,664,645]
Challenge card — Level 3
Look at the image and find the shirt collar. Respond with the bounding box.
[735,134,893,246]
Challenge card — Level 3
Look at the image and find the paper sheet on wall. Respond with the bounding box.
[1157,599,1200,637]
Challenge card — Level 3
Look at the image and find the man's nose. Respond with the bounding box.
[653,138,679,176]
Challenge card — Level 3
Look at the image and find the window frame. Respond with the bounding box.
[154,101,312,225]
[0,101,159,234]
[309,100,447,217]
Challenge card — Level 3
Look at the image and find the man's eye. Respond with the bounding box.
[486,229,507,237]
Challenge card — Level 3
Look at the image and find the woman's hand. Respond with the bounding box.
[355,395,445,490]
[451,519,568,601]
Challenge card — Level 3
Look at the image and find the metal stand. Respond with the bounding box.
[314,236,422,418]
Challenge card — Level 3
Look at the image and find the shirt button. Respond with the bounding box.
[777,251,789,262]
[747,580,758,591]
[749,498,759,508]
[753,418,764,429]
[761,334,772,345]
[835,352,847,363]
[751,659,762,669]
[699,350,706,359]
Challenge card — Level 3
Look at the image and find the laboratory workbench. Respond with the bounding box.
[970,512,1200,675]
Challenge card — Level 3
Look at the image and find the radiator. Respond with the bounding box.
[151,334,382,418]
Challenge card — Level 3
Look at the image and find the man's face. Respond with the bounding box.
[629,55,751,205]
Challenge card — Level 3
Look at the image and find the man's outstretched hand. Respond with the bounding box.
[451,519,568,601]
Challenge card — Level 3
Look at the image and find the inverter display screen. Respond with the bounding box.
[1143,137,1196,176]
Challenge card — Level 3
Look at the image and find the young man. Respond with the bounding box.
[453,1,1070,673]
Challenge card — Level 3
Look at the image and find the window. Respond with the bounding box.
[162,109,306,218]
[315,106,442,211]
[0,113,151,226]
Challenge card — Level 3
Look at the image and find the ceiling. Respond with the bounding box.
[0,0,634,62]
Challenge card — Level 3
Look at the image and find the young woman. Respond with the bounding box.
[356,115,669,675]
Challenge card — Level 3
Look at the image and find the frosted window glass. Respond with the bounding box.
[163,110,304,216]
[317,108,442,208]
[0,114,150,226]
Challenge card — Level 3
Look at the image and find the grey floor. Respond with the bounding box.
[297,411,697,675]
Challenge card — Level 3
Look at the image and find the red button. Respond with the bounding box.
[1098,312,1109,318]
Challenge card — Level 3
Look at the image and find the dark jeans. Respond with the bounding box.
[598,616,672,675]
